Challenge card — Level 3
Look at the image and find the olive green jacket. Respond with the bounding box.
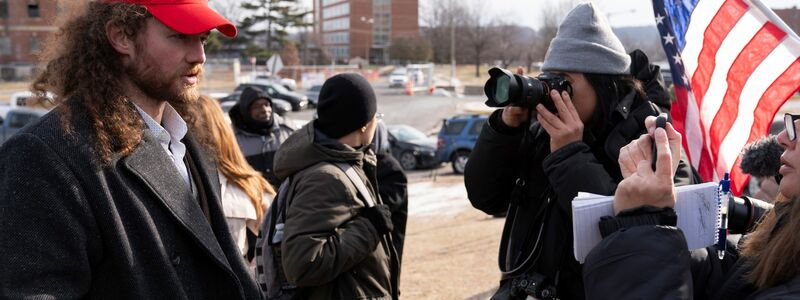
[273,122,399,300]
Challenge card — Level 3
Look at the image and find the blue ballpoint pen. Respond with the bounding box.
[717,173,731,259]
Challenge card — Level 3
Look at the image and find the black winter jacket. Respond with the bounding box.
[465,96,698,299]
[583,215,800,299]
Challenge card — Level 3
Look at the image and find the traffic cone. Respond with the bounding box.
[405,80,414,95]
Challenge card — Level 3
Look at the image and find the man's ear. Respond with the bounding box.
[106,21,135,57]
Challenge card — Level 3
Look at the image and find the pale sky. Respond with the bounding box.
[489,0,800,29]
[301,0,800,29]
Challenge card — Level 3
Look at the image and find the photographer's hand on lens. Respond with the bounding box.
[535,90,584,152]
[613,128,677,215]
[359,204,394,235]
[498,67,534,129]
[501,106,530,128]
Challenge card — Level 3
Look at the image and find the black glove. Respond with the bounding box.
[359,204,394,235]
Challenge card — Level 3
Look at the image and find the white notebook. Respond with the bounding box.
[571,182,719,263]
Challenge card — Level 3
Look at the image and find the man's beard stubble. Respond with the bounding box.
[126,53,203,107]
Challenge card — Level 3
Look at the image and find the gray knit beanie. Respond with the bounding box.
[542,2,630,75]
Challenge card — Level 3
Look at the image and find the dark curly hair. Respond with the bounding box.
[31,2,171,163]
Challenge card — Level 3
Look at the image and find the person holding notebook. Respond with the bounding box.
[583,114,800,298]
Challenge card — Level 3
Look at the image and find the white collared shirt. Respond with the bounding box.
[134,103,191,190]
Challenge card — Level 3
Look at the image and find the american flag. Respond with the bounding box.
[652,0,800,194]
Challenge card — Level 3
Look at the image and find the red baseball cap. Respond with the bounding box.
[106,0,237,37]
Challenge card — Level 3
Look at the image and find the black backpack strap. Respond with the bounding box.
[333,162,376,207]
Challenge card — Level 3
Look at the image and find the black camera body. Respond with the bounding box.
[484,67,573,112]
[510,272,557,299]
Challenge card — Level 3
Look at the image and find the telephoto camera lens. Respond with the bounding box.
[483,67,572,113]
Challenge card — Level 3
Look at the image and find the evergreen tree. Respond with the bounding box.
[240,0,310,56]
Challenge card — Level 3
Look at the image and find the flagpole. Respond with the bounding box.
[748,0,800,41]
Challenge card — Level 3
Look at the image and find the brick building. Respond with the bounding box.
[313,0,419,64]
[0,0,58,64]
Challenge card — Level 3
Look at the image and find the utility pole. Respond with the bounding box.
[449,0,456,82]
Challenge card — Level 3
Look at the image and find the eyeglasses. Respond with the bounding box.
[785,113,800,141]
[376,113,385,120]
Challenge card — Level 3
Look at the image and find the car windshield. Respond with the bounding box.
[309,85,322,92]
[391,69,407,76]
[270,83,289,93]
[235,84,268,92]
[389,125,427,142]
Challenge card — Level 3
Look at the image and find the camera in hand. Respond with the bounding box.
[483,67,573,112]
[510,272,557,299]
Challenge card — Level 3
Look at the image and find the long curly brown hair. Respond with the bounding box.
[31,1,157,163]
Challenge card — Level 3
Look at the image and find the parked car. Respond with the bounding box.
[435,114,488,174]
[0,108,48,145]
[305,84,322,107]
[389,68,408,88]
[235,82,308,111]
[254,74,297,91]
[386,124,439,170]
[217,91,291,116]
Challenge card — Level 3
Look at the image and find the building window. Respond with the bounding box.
[327,46,349,59]
[0,1,8,19]
[322,18,349,31]
[28,0,40,18]
[322,3,349,19]
[0,37,10,55]
[321,0,344,6]
[29,36,40,54]
[323,32,349,44]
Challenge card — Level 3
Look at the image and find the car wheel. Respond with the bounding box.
[399,151,417,170]
[451,150,470,174]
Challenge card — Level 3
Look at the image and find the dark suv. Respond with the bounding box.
[435,114,488,174]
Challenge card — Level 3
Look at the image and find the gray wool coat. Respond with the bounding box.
[0,107,263,299]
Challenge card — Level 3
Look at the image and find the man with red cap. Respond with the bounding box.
[0,1,262,299]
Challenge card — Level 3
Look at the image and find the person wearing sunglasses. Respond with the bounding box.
[581,113,800,299]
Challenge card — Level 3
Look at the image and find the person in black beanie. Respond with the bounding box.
[271,73,400,299]
[229,86,294,187]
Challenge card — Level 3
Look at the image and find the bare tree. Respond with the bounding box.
[389,36,432,63]
[463,0,495,77]
[420,0,468,64]
[491,22,528,68]
[532,0,578,70]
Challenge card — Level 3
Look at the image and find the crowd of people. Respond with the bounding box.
[1,0,798,299]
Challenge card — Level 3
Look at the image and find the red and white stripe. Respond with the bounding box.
[676,0,800,194]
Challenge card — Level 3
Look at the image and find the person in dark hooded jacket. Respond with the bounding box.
[229,86,294,187]
[583,114,800,299]
[463,3,698,299]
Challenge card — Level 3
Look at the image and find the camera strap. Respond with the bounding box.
[500,122,553,279]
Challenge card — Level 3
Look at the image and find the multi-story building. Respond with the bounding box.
[313,0,419,64]
[0,0,58,64]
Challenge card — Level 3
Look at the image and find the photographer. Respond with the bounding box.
[464,3,697,299]
[584,115,799,299]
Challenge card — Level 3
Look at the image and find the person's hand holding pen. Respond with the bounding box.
[613,117,682,215]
